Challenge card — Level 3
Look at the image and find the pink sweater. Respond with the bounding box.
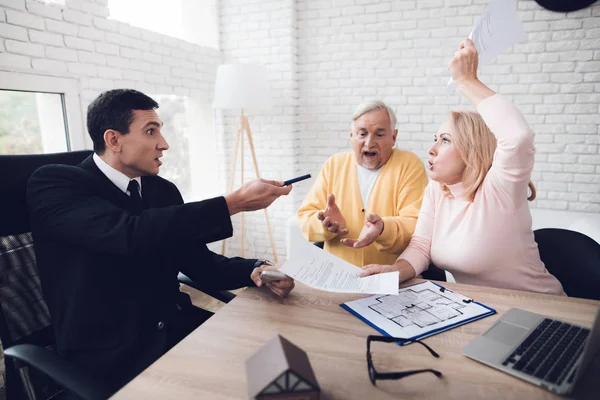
[400,94,565,296]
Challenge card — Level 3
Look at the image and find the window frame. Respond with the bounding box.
[0,71,86,152]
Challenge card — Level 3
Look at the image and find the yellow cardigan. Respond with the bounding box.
[297,149,428,267]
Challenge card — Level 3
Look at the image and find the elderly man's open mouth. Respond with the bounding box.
[363,150,378,160]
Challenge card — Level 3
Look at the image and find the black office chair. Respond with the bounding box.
[0,151,234,399]
[534,228,600,300]
[0,150,109,399]
[422,263,447,282]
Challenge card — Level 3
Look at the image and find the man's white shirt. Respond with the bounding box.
[93,153,142,197]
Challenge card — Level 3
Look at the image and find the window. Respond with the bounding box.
[153,95,224,202]
[0,90,68,154]
[108,0,218,48]
[0,72,85,155]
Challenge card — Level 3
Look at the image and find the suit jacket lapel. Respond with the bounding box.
[78,155,136,210]
[79,156,166,211]
[140,177,163,209]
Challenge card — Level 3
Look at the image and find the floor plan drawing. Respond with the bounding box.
[366,286,466,329]
[342,281,495,342]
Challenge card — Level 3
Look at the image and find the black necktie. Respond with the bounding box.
[127,179,143,214]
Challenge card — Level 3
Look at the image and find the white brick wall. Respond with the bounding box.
[0,6,220,143]
[0,1,220,124]
[219,0,298,260]
[0,0,225,246]
[2,0,599,263]
[291,0,600,214]
[218,0,600,260]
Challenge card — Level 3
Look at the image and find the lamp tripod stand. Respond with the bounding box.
[221,110,278,263]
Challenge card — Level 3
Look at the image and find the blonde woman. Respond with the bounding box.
[358,39,565,295]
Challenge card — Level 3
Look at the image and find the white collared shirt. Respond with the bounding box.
[92,153,142,197]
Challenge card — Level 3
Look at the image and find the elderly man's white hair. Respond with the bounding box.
[351,101,397,132]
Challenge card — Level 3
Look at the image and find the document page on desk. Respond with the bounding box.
[342,281,495,343]
[280,240,399,295]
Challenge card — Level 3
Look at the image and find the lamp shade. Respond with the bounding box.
[212,63,273,111]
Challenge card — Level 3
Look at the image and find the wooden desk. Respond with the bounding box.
[114,280,600,399]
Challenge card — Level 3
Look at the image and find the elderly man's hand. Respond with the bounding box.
[317,194,348,236]
[340,213,383,248]
[251,263,295,298]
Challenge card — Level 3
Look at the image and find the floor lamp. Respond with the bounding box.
[213,63,278,263]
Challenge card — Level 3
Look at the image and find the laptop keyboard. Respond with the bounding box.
[502,318,590,386]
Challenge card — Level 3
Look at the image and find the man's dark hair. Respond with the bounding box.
[87,89,159,154]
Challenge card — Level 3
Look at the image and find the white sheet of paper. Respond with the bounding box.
[447,0,526,88]
[280,240,399,295]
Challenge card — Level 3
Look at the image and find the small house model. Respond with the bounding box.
[246,335,320,400]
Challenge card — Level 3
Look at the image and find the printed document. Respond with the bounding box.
[280,240,398,295]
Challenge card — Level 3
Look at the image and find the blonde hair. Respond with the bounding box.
[440,110,536,202]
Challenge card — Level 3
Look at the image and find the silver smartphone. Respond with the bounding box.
[260,270,289,282]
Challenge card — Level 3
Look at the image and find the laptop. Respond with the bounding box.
[462,306,600,396]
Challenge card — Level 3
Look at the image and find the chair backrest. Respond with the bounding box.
[0,233,50,348]
[0,150,91,344]
[0,151,93,236]
[0,151,92,398]
[422,263,447,282]
[534,228,600,300]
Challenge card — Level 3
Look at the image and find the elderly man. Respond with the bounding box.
[297,101,428,267]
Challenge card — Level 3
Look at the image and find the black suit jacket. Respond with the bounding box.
[27,156,256,377]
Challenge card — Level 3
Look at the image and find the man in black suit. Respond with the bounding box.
[27,89,294,395]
